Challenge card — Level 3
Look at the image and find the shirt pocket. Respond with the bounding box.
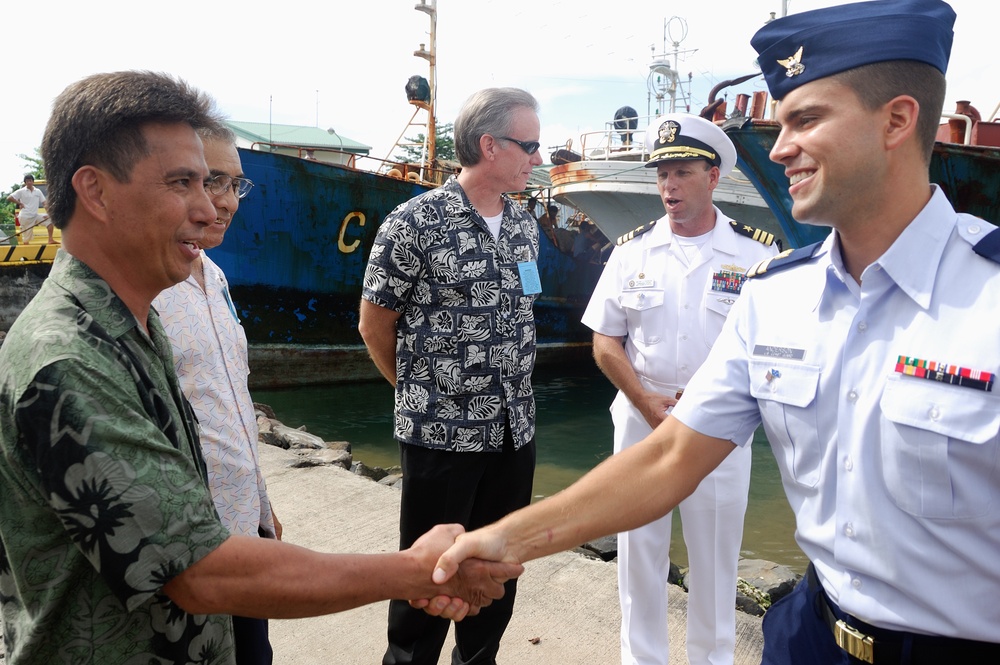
[750,360,822,488]
[879,377,1000,519]
[702,292,737,348]
[619,289,665,344]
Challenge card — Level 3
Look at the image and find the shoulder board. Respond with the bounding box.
[616,220,656,246]
[973,227,1000,265]
[729,220,781,249]
[747,241,823,279]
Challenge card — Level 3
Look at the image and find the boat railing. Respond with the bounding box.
[248,141,457,186]
[937,101,1000,148]
[573,112,664,162]
[941,113,975,144]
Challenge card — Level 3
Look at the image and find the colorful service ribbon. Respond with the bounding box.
[712,269,746,295]
[894,355,994,392]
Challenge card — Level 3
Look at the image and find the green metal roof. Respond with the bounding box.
[226,121,370,154]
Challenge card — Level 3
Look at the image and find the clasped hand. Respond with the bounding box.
[408,524,522,621]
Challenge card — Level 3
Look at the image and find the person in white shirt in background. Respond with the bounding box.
[154,125,280,664]
[8,174,55,244]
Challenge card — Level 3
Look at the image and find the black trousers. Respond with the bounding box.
[232,615,272,665]
[383,429,536,665]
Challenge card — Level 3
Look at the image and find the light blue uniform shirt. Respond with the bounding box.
[673,186,1000,641]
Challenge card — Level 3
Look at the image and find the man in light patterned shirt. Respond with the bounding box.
[360,87,544,665]
[154,125,280,664]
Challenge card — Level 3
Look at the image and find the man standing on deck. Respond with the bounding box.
[583,113,778,665]
[0,70,520,664]
[429,1,1000,663]
[153,125,281,665]
[7,174,55,244]
[360,87,544,665]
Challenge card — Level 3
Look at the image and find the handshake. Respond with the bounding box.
[404,523,519,621]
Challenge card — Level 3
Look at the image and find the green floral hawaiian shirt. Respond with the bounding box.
[362,176,539,452]
[0,251,234,664]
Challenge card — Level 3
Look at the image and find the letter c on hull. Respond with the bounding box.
[338,211,366,253]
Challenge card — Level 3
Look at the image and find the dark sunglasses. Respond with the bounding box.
[498,136,541,155]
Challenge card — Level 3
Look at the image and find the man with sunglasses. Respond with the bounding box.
[153,125,279,664]
[360,87,544,665]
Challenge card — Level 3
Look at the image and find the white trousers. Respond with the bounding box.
[611,383,752,665]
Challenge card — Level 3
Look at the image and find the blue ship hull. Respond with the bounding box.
[211,149,603,350]
[723,117,1000,249]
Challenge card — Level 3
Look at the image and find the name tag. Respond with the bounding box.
[753,345,805,360]
[628,278,656,289]
[518,261,542,295]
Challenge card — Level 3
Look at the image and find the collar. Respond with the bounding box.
[871,185,955,309]
[48,250,142,339]
[648,205,738,256]
[443,175,522,236]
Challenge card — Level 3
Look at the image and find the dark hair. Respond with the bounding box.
[453,87,539,167]
[833,60,945,164]
[41,70,222,228]
[23,174,34,182]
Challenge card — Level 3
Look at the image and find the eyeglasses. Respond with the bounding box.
[206,174,254,199]
[498,136,541,155]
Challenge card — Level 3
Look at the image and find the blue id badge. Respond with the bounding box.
[517,261,542,295]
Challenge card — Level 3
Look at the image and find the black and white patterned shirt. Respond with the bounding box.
[362,176,539,452]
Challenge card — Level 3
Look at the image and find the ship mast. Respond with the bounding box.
[413,0,437,174]
[646,16,695,116]
[385,0,438,181]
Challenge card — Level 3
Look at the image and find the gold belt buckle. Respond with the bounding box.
[834,619,875,663]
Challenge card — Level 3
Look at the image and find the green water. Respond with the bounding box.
[253,364,806,573]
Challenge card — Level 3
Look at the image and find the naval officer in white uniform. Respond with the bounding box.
[582,113,779,665]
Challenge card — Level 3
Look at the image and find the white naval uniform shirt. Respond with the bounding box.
[672,187,1000,641]
[153,253,276,538]
[582,206,778,390]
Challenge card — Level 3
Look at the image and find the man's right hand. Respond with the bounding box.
[637,391,676,430]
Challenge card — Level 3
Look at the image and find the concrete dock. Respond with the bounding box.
[259,443,765,664]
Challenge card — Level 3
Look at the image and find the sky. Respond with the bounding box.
[2,0,997,189]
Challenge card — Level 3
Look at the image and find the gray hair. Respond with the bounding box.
[198,123,237,146]
[453,87,539,167]
[41,70,223,227]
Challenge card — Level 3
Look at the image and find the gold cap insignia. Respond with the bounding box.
[777,46,805,78]
[658,120,681,144]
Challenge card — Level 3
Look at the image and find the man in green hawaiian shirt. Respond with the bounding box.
[0,71,520,665]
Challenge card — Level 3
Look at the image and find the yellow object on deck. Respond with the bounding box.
[1,242,59,265]
[1,225,61,266]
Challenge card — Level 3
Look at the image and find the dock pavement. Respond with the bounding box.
[260,443,765,664]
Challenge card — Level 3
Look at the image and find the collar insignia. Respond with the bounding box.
[777,46,805,78]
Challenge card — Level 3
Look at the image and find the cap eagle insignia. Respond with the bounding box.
[777,46,805,77]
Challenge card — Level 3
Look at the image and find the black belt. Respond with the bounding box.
[807,565,1000,664]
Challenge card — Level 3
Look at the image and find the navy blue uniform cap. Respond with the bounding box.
[751,0,956,100]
